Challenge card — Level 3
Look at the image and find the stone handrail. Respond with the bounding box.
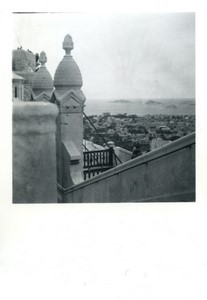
[60,132,195,202]
[114,146,132,164]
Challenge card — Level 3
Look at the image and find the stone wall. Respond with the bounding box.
[13,102,58,203]
[114,147,132,165]
[61,133,195,202]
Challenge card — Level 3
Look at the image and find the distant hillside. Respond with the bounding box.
[180,100,195,106]
[165,104,177,109]
[146,100,161,105]
[110,99,132,103]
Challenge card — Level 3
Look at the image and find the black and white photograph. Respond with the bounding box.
[1,3,207,300]
[12,12,195,203]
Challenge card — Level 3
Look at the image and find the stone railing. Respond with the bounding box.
[114,146,132,164]
[13,102,58,203]
[59,132,195,203]
[83,148,114,180]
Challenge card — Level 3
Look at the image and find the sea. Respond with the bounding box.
[84,98,195,116]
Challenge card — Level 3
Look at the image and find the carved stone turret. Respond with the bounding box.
[31,51,54,102]
[53,35,86,201]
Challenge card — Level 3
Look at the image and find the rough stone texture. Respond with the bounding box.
[13,102,58,203]
[61,133,195,203]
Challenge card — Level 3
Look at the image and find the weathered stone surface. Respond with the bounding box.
[13,102,58,203]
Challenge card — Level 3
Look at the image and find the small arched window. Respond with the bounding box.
[15,86,18,98]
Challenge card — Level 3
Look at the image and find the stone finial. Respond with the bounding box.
[54,34,83,89]
[39,51,47,66]
[63,34,74,55]
[31,50,54,101]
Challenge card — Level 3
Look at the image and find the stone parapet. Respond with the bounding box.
[61,133,195,202]
[114,147,132,165]
[13,102,58,203]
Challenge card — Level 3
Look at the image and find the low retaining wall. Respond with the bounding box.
[61,133,195,202]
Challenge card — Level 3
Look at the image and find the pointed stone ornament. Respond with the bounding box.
[31,51,54,102]
[39,51,47,66]
[63,34,74,55]
[54,35,84,92]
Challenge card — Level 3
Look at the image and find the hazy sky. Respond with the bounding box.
[12,12,195,100]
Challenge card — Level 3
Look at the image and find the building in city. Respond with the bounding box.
[12,34,195,203]
[12,71,25,101]
[12,48,38,101]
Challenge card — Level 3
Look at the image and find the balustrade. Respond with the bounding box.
[83,148,114,180]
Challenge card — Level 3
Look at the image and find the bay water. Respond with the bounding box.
[84,98,195,116]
